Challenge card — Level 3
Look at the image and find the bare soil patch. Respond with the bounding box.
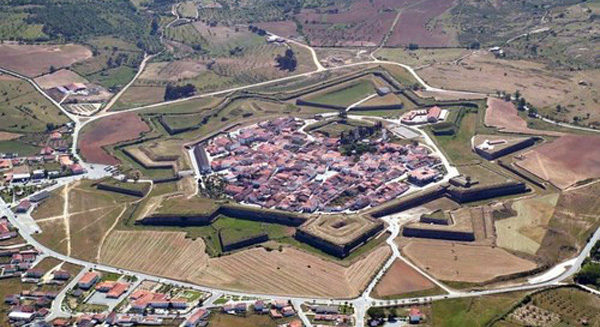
[402,240,537,283]
[372,259,435,299]
[34,69,88,89]
[0,131,22,141]
[516,135,600,189]
[0,43,92,77]
[99,230,210,279]
[485,98,563,136]
[78,112,150,165]
[195,245,391,298]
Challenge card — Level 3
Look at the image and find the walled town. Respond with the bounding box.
[204,117,443,213]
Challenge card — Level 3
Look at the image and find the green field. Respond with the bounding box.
[428,110,479,165]
[431,291,528,327]
[308,80,376,107]
[0,75,70,133]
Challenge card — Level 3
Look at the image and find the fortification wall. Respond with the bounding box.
[402,227,475,241]
[96,184,145,197]
[447,181,528,203]
[220,232,269,252]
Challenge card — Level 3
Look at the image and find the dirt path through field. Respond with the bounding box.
[95,205,127,262]
[62,183,73,256]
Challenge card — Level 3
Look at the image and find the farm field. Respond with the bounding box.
[33,219,68,255]
[69,206,126,262]
[34,69,88,89]
[78,112,150,165]
[515,135,600,190]
[377,48,470,68]
[99,230,210,280]
[537,181,600,265]
[0,73,70,133]
[431,291,529,327]
[371,259,440,299]
[496,287,600,327]
[0,43,92,77]
[419,51,600,127]
[495,194,560,255]
[484,98,564,137]
[255,21,298,39]
[208,312,296,327]
[402,240,537,283]
[386,0,458,47]
[112,86,166,109]
[193,245,391,298]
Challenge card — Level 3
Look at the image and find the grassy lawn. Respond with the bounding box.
[429,111,480,165]
[87,66,137,90]
[0,139,41,156]
[308,80,376,107]
[431,291,528,327]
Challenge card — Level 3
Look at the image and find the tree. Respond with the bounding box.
[275,49,297,71]
[164,83,196,101]
[518,97,527,111]
[408,43,419,50]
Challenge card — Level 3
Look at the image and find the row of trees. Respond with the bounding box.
[164,83,196,101]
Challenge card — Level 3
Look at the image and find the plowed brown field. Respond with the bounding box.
[403,240,537,283]
[371,259,436,299]
[516,135,600,189]
[78,112,150,165]
[0,43,92,77]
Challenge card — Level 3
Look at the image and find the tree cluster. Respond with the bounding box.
[164,83,196,101]
[275,49,298,72]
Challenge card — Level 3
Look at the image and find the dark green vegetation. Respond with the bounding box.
[164,83,196,101]
[0,0,162,53]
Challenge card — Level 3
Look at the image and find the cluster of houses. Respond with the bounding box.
[400,106,446,125]
[0,248,39,278]
[14,190,50,214]
[308,304,353,326]
[1,125,84,185]
[52,313,164,327]
[127,289,190,312]
[220,299,302,326]
[203,117,442,213]
[0,217,17,241]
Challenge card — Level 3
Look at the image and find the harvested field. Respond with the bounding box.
[194,245,391,298]
[0,131,21,141]
[139,60,207,82]
[378,48,471,68]
[69,206,125,262]
[255,21,299,39]
[295,0,399,47]
[516,135,600,190]
[99,230,210,280]
[33,219,68,255]
[371,259,437,299]
[0,43,92,77]
[113,86,166,110]
[34,69,88,89]
[484,98,563,136]
[387,0,457,47]
[495,194,559,255]
[402,240,537,283]
[78,112,150,165]
[537,182,600,264]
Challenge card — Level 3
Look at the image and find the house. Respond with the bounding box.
[314,305,339,314]
[107,283,128,299]
[408,167,439,186]
[287,320,302,327]
[281,305,295,317]
[8,311,34,322]
[25,269,44,278]
[32,170,45,179]
[409,307,422,324]
[234,303,247,313]
[53,270,70,280]
[184,309,209,327]
[40,146,54,155]
[77,271,100,289]
[70,164,85,175]
[12,173,31,183]
[254,300,265,312]
[95,281,116,292]
[0,159,11,169]
[15,200,32,213]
